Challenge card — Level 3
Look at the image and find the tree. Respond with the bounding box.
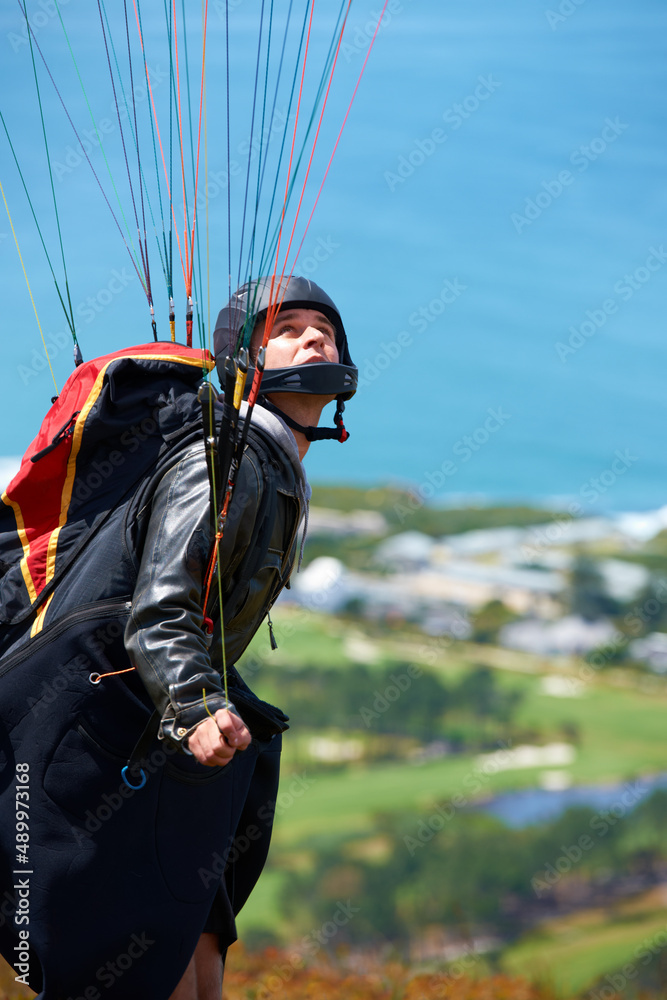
[567,555,621,621]
[470,600,517,644]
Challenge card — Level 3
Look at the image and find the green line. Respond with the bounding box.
[0,109,76,339]
[23,5,78,343]
[242,0,275,291]
[255,4,347,296]
[181,0,206,347]
[53,0,144,284]
[99,0,170,301]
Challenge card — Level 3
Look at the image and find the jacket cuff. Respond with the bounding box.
[159,679,236,747]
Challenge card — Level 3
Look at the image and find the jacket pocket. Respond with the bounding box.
[224,550,282,633]
[43,720,134,823]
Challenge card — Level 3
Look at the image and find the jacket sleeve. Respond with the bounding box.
[124,439,260,748]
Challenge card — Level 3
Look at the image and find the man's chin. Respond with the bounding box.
[265,391,334,425]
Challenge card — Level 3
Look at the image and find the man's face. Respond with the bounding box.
[251,308,340,369]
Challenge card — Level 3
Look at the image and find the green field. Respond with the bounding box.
[235,607,667,972]
[502,891,667,996]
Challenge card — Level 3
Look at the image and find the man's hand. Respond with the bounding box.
[187,709,251,767]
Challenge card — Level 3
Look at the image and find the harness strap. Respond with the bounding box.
[260,397,349,441]
[121,709,161,790]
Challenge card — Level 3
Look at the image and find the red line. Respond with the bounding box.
[261,0,317,354]
[248,1,386,407]
[290,0,391,274]
[172,0,191,292]
[131,0,188,288]
[188,0,209,293]
[274,1,354,293]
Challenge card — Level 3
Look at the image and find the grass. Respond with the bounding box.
[502,888,667,996]
[234,608,667,964]
[308,488,564,539]
[243,608,667,789]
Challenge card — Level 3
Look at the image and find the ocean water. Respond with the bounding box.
[0,1,665,511]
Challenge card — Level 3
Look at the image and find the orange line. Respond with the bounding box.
[251,0,357,409]
[1,492,38,604]
[188,0,209,294]
[131,0,188,289]
[172,0,191,292]
[246,0,317,408]
[291,0,391,274]
[31,592,54,638]
[266,0,317,332]
[275,1,354,293]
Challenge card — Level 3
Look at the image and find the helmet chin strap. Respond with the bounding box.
[260,398,350,442]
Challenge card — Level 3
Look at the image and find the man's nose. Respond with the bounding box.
[302,325,325,346]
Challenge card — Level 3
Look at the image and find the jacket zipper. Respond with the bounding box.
[0,597,132,678]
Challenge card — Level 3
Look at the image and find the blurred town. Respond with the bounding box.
[226,488,667,999]
[288,488,667,672]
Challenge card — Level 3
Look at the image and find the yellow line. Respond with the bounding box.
[30,592,54,638]
[0,175,58,395]
[57,349,213,548]
[0,491,37,603]
[10,349,214,634]
[203,0,211,351]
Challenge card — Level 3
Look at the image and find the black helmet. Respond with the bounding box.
[213,275,357,402]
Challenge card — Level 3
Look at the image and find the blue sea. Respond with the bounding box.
[0,1,665,511]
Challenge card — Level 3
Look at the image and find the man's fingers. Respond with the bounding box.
[188,710,252,766]
[214,709,251,750]
[189,717,238,767]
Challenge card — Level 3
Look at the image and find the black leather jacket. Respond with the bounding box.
[125,405,307,747]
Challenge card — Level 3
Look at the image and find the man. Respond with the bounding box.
[155,275,356,998]
[0,274,356,998]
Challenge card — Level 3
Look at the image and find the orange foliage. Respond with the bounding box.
[220,946,576,1000]
[0,947,624,1000]
[0,955,34,1000]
